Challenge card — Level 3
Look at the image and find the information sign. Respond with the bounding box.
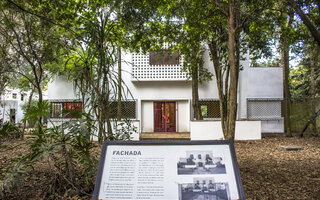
[93,140,245,200]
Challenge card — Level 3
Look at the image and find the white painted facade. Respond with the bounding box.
[47,47,284,140]
[0,88,29,124]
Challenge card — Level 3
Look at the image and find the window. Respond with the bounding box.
[149,50,179,66]
[50,102,82,118]
[109,100,136,119]
[21,94,24,101]
[12,93,17,99]
[195,100,220,119]
[247,99,282,119]
[51,103,62,118]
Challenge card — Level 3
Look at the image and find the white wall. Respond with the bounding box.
[48,119,140,141]
[177,100,189,132]
[239,66,283,119]
[190,120,261,140]
[48,76,77,100]
[141,101,154,132]
[190,121,224,140]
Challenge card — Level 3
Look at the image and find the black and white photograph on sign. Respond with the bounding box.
[179,178,230,200]
[177,151,226,175]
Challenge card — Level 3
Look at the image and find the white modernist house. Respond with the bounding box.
[0,88,28,125]
[47,47,284,141]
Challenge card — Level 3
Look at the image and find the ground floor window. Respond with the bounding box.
[247,98,283,119]
[50,102,82,118]
[196,100,221,119]
[109,100,136,119]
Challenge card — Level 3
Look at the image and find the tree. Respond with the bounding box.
[288,0,320,48]
[205,0,269,139]
[310,47,318,135]
[0,1,65,138]
[278,4,295,137]
[121,0,272,139]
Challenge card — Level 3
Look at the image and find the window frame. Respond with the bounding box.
[109,100,137,119]
[50,101,82,119]
[195,99,221,119]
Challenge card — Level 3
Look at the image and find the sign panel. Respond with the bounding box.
[93,140,245,200]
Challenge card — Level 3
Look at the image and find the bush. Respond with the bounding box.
[1,102,98,198]
[0,122,22,142]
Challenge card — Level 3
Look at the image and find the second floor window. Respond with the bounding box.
[149,50,179,66]
[12,93,17,99]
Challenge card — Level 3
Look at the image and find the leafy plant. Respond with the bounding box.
[0,122,22,142]
[1,101,99,198]
[111,119,137,141]
[0,162,28,197]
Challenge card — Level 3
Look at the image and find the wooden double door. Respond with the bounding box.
[154,102,176,132]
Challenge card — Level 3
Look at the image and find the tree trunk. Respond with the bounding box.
[280,24,292,137]
[35,76,44,139]
[225,0,239,140]
[117,47,122,121]
[192,66,202,120]
[22,86,35,135]
[300,108,320,137]
[208,37,228,138]
[310,48,318,135]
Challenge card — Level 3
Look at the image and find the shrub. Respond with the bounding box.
[0,122,22,142]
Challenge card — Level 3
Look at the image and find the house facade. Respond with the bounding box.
[47,47,284,140]
[0,88,28,125]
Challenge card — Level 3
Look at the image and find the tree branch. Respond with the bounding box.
[288,0,320,47]
[214,1,228,17]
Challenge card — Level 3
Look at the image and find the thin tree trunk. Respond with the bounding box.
[36,79,43,139]
[225,0,239,140]
[117,47,122,121]
[280,10,293,137]
[310,48,318,135]
[281,45,292,137]
[280,39,292,137]
[22,85,35,136]
[300,108,320,137]
[208,37,228,138]
[192,66,202,120]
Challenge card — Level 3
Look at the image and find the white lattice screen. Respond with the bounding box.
[247,98,284,133]
[132,49,187,81]
[247,99,282,120]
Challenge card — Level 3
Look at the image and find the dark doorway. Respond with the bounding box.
[154,102,176,132]
[10,109,16,123]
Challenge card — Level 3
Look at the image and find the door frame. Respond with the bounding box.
[153,101,177,132]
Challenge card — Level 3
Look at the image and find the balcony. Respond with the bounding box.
[131,51,188,81]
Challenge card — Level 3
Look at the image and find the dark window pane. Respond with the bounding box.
[149,50,179,66]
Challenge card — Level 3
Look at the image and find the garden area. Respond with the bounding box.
[1,133,319,199]
[1,0,320,199]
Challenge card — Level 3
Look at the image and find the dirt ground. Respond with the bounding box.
[1,134,320,199]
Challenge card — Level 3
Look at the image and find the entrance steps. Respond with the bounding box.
[140,132,190,140]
